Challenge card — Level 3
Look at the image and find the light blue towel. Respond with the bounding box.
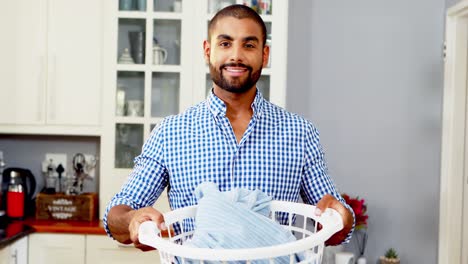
[182,182,300,264]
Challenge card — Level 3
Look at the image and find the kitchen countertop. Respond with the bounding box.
[0,221,34,249]
[24,218,106,235]
[0,218,106,250]
[1,218,172,250]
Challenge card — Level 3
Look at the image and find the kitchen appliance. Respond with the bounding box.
[7,171,25,219]
[152,44,167,65]
[1,168,36,219]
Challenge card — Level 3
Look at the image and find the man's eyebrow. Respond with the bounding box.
[243,36,259,43]
[215,35,260,43]
[216,34,234,41]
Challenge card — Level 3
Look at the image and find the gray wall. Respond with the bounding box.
[287,1,445,263]
[0,135,100,196]
[446,0,463,8]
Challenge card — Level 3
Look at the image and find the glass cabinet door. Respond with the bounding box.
[116,71,145,117]
[111,0,284,170]
[154,0,182,12]
[115,123,144,168]
[118,19,146,64]
[151,72,180,117]
[152,19,181,65]
[114,0,185,169]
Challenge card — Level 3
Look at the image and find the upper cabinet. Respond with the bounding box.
[0,0,103,136]
[99,0,288,218]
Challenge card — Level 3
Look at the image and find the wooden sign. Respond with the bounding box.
[35,193,98,221]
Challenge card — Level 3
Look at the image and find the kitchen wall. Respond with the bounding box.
[446,0,463,8]
[0,135,100,196]
[287,0,446,263]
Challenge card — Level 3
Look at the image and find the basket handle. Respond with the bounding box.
[138,221,161,249]
[322,208,344,229]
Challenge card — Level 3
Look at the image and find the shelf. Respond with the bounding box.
[117,64,182,72]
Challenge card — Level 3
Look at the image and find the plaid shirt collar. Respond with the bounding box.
[206,88,265,119]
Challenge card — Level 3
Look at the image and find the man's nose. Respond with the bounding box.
[229,44,244,62]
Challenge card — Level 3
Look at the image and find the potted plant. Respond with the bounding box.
[342,194,368,263]
[380,248,400,264]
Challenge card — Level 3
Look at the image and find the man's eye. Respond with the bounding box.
[245,43,256,48]
[219,42,230,47]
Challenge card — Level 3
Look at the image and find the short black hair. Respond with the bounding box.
[208,4,267,46]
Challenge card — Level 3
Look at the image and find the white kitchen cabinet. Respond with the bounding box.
[0,236,28,264]
[28,233,160,264]
[0,0,103,136]
[28,233,85,264]
[86,235,159,264]
[100,0,288,219]
[0,247,7,264]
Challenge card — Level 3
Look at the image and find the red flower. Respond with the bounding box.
[342,193,368,230]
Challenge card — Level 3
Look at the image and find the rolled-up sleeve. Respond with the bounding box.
[300,123,355,243]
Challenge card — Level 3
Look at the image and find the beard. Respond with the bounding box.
[209,62,262,94]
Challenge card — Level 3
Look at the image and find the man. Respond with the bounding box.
[104,4,354,251]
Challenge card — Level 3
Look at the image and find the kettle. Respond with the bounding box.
[2,168,37,217]
[152,44,167,65]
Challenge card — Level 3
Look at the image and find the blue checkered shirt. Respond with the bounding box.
[104,90,354,242]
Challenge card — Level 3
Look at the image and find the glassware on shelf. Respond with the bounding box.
[154,0,181,12]
[117,71,145,115]
[129,31,146,64]
[136,0,146,11]
[116,84,126,116]
[120,0,134,10]
[115,124,143,168]
[118,19,146,63]
[153,43,168,65]
[173,0,182,12]
[118,48,135,64]
[153,20,181,65]
[126,100,144,117]
[119,0,146,11]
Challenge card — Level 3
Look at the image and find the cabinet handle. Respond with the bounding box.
[48,55,57,121]
[11,249,18,264]
[38,56,46,122]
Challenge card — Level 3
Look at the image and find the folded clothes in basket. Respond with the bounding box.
[181,181,302,264]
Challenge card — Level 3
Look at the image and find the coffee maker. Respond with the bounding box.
[1,168,37,218]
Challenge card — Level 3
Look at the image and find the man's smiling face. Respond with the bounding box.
[204,17,269,94]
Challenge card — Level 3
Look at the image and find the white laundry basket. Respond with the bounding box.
[138,200,343,264]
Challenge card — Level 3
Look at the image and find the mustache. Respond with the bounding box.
[220,63,252,71]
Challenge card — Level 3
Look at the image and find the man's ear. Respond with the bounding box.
[203,40,210,64]
[262,44,270,68]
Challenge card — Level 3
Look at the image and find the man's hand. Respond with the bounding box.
[315,194,354,246]
[108,205,166,251]
[128,207,167,251]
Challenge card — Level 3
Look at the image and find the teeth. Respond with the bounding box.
[225,68,245,72]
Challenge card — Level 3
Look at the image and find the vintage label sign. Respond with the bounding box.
[35,193,98,221]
